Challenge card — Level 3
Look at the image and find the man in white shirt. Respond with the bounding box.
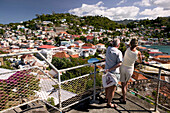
[105,38,123,108]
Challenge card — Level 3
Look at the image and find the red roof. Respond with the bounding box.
[72,35,80,38]
[38,45,56,49]
[132,69,147,80]
[86,36,94,40]
[53,52,70,58]
[82,47,94,49]
[148,52,162,54]
[82,43,95,49]
[70,54,79,58]
[75,40,83,43]
[154,55,170,58]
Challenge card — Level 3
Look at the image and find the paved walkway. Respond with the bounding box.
[5,89,167,113]
[50,89,166,113]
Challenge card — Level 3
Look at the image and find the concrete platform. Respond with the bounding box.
[50,90,167,113]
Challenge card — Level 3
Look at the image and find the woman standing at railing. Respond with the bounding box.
[120,38,142,104]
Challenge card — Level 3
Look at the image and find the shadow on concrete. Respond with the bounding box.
[64,92,156,113]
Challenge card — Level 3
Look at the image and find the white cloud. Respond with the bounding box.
[152,0,170,10]
[134,0,151,7]
[69,1,140,20]
[140,7,170,19]
[134,0,170,9]
[117,0,127,6]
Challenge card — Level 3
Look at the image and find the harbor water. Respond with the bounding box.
[143,45,170,55]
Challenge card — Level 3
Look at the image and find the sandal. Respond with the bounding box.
[107,103,117,109]
[120,96,123,99]
[120,98,126,104]
[104,98,108,103]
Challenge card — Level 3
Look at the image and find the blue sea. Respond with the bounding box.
[142,45,170,55]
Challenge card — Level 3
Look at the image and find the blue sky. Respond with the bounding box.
[0,0,170,24]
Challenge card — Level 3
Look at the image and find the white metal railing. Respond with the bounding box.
[0,52,169,113]
[0,52,61,112]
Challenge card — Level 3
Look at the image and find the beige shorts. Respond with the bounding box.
[120,65,134,82]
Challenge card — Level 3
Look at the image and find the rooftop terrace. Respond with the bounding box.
[0,52,169,113]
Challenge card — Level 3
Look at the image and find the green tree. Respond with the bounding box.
[54,37,60,46]
[119,42,126,55]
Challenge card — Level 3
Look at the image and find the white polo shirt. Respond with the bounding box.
[105,46,123,73]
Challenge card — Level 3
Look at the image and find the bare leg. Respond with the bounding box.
[111,86,116,99]
[107,86,113,105]
[121,82,127,101]
[107,86,116,105]
[123,82,128,101]
[105,88,108,99]
[106,85,117,108]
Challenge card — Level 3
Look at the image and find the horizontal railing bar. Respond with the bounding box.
[134,70,170,84]
[0,66,38,75]
[61,73,90,84]
[139,62,170,72]
[128,89,170,111]
[58,61,105,73]
[1,99,40,113]
[93,59,105,64]
[58,63,93,72]
[0,51,38,58]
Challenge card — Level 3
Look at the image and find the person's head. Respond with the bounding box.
[112,38,120,47]
[130,38,138,50]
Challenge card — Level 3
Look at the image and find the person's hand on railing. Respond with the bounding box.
[104,69,109,73]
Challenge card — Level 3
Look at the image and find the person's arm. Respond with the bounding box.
[108,62,122,72]
[137,51,142,63]
[109,50,123,72]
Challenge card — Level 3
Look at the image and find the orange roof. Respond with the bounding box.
[159,86,170,98]
[46,40,52,42]
[70,54,79,58]
[154,55,170,59]
[38,45,56,49]
[60,31,68,34]
[161,76,165,81]
[82,43,95,49]
[75,40,83,43]
[96,43,105,46]
[53,52,70,58]
[137,46,147,49]
[132,69,147,80]
[21,54,32,59]
[96,65,103,69]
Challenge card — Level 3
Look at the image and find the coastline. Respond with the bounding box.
[142,45,170,55]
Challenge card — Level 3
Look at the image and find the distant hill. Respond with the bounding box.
[2,13,170,34]
[127,17,170,29]
[115,19,137,25]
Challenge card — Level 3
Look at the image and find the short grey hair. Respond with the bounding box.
[112,38,120,47]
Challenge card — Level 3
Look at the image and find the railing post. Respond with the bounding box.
[58,71,62,113]
[93,63,97,102]
[155,68,161,111]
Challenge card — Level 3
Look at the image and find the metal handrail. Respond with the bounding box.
[0,52,169,113]
[140,62,170,72]
[0,52,61,112]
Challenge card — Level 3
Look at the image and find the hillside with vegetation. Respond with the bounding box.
[0,13,124,32]
[127,17,170,39]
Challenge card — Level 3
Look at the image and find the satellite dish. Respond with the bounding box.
[88,58,99,63]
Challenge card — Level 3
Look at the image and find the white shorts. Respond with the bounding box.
[120,65,134,82]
